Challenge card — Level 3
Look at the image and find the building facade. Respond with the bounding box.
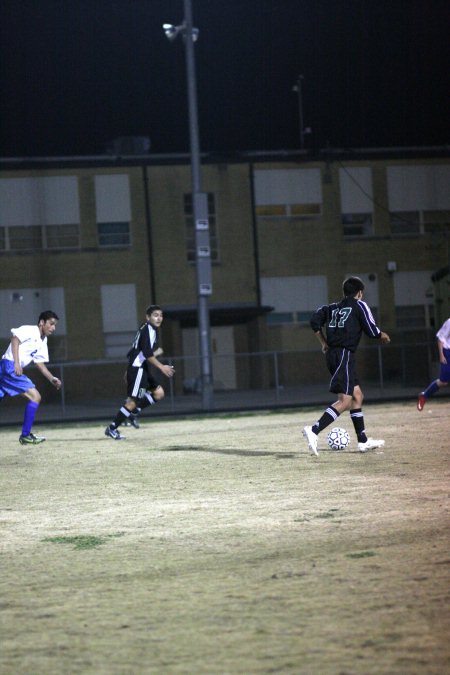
[1,147,449,398]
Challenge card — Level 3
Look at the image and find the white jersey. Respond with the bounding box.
[2,325,49,368]
[436,318,450,350]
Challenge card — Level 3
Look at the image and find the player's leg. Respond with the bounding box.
[105,366,143,439]
[350,385,368,444]
[133,384,164,416]
[418,351,450,410]
[417,380,439,410]
[303,348,353,455]
[349,385,385,452]
[19,388,46,445]
[303,393,353,456]
[0,360,45,445]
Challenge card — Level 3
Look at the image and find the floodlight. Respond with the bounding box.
[163,23,179,41]
[163,22,199,42]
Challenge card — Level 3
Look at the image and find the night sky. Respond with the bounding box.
[1,0,449,158]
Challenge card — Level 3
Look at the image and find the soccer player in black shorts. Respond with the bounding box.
[303,277,390,455]
[104,305,175,440]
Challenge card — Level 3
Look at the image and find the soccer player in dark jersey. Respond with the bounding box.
[104,305,175,439]
[303,277,390,455]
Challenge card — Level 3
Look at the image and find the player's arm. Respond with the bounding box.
[314,330,328,353]
[378,331,390,345]
[11,335,23,376]
[147,355,175,378]
[34,361,62,389]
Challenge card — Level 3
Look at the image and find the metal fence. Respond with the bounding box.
[1,341,441,425]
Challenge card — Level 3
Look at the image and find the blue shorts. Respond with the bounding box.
[0,359,35,398]
[439,347,450,383]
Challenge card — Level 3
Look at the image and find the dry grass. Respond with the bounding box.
[1,400,449,674]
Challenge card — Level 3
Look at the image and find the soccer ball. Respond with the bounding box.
[327,427,351,451]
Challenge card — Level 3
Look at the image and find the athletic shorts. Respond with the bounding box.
[126,363,160,400]
[0,359,35,398]
[439,347,450,383]
[326,347,359,396]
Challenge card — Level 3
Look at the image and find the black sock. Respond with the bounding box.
[111,406,131,429]
[350,408,367,443]
[312,406,340,435]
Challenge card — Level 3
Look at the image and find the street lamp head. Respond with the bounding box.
[163,22,199,42]
[163,23,180,41]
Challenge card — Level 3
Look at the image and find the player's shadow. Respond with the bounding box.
[163,445,296,458]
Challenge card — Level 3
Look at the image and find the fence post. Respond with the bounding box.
[377,345,384,389]
[59,363,66,418]
[273,351,280,401]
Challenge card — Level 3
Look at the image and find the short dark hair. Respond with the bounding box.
[38,310,59,323]
[146,304,162,315]
[342,276,365,297]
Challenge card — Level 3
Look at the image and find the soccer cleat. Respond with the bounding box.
[417,394,426,411]
[104,426,125,440]
[19,432,46,445]
[358,438,385,453]
[303,426,319,456]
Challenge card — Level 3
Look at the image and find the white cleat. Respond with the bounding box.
[303,426,319,456]
[358,438,385,453]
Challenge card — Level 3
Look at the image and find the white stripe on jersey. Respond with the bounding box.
[132,324,157,367]
[356,300,380,337]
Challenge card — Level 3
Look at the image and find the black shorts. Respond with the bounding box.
[126,364,160,400]
[326,347,359,396]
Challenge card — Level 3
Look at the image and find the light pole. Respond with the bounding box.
[163,0,214,410]
[292,74,311,150]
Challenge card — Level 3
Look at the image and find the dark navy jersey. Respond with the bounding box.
[126,322,159,367]
[310,296,381,352]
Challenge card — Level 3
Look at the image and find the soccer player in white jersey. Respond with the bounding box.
[104,305,175,439]
[0,311,62,444]
[417,317,450,410]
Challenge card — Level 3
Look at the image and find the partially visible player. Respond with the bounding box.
[417,317,450,410]
[104,306,175,439]
[302,277,390,456]
[0,311,62,444]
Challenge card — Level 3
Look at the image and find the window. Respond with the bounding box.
[97,222,130,247]
[266,311,313,325]
[423,210,450,234]
[389,209,450,235]
[387,165,450,236]
[101,283,137,357]
[339,167,374,237]
[9,225,42,250]
[0,224,80,251]
[342,213,373,237]
[389,211,420,235]
[260,275,328,326]
[184,193,219,263]
[266,312,296,325]
[254,168,323,220]
[44,224,80,249]
[393,271,434,329]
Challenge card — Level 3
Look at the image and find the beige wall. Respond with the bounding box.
[0,154,448,372]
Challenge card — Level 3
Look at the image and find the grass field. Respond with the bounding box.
[1,400,449,674]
